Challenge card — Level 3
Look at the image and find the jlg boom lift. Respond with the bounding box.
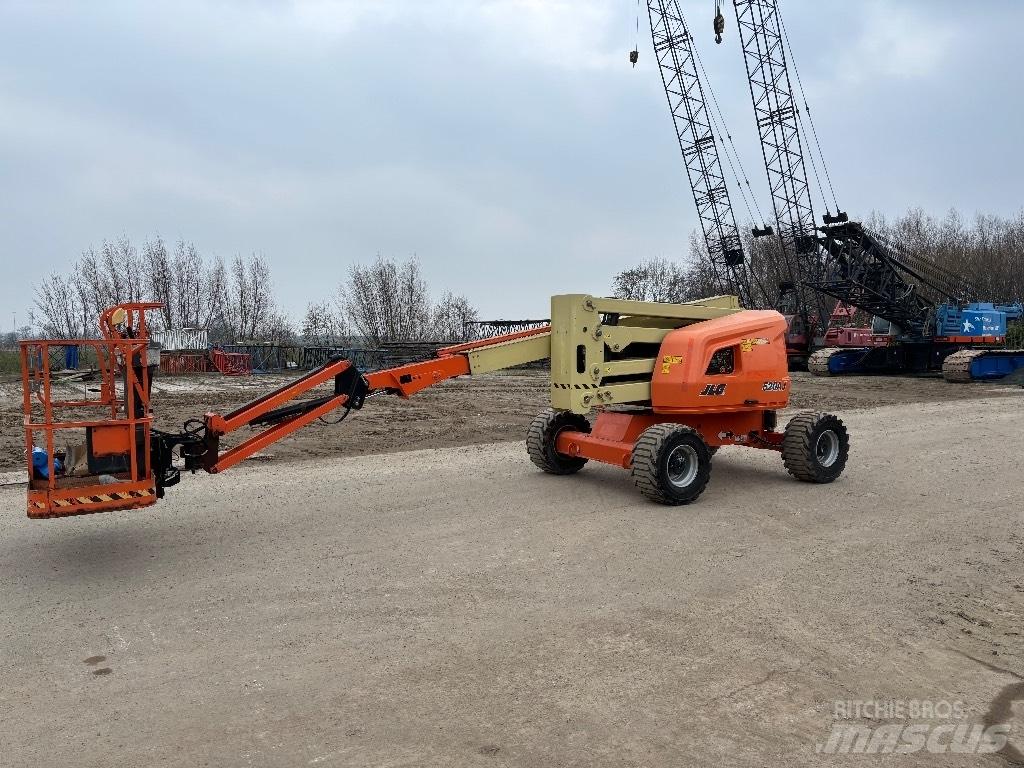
[20,295,849,519]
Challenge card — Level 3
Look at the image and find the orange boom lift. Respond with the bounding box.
[20,295,849,519]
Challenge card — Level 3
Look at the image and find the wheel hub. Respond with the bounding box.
[666,444,699,488]
[815,429,840,467]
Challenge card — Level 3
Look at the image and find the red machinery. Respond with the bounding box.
[20,299,849,518]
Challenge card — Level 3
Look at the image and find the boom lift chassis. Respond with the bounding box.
[21,295,849,519]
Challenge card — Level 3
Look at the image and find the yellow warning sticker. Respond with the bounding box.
[661,355,684,374]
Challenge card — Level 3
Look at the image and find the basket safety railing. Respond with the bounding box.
[20,338,153,492]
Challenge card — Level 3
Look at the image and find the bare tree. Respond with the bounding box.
[869,208,1024,302]
[336,256,481,344]
[263,311,298,345]
[301,301,347,346]
[246,254,274,340]
[33,237,296,343]
[204,254,229,335]
[432,291,479,341]
[99,236,145,306]
[612,257,690,303]
[75,247,107,327]
[183,243,206,326]
[144,237,174,329]
[33,273,84,338]
[225,254,250,341]
[214,253,280,342]
[70,262,95,337]
[339,256,433,345]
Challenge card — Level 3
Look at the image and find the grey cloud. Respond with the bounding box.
[1,0,1021,324]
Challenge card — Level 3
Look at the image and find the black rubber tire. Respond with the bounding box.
[781,411,849,483]
[631,424,712,505]
[526,408,591,475]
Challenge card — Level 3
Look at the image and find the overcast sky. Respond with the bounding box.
[1,0,1022,325]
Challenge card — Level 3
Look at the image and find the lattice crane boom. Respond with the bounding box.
[648,0,753,307]
[730,0,833,332]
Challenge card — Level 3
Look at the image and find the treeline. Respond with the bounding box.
[613,208,1024,307]
[31,237,479,345]
[302,257,478,346]
[612,229,789,309]
[33,237,291,342]
[27,207,1021,345]
[866,209,1024,302]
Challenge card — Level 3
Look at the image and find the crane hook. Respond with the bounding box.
[714,2,725,44]
[629,49,639,67]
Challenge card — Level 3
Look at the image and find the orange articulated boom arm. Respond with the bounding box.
[363,353,471,399]
[363,325,550,397]
[200,358,370,474]
[186,325,552,476]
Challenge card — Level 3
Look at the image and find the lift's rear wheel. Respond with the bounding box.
[781,412,849,483]
[631,424,712,505]
[526,408,591,475]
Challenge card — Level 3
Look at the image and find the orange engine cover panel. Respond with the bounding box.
[651,310,791,413]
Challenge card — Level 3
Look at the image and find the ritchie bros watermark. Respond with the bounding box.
[816,699,1010,756]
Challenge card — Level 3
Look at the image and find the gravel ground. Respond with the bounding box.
[1,396,1022,767]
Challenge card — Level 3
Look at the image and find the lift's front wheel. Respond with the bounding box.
[781,412,849,483]
[631,424,712,505]
[526,408,591,475]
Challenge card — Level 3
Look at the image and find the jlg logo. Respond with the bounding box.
[699,383,727,397]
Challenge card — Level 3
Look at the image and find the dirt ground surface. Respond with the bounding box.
[1,368,1021,473]
[1,395,1022,767]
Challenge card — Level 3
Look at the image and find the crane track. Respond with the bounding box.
[941,350,985,383]
[942,348,1024,383]
[808,348,844,377]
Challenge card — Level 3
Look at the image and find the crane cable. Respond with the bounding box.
[691,38,769,230]
[796,108,831,217]
[630,0,641,66]
[778,11,840,215]
[685,17,772,304]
